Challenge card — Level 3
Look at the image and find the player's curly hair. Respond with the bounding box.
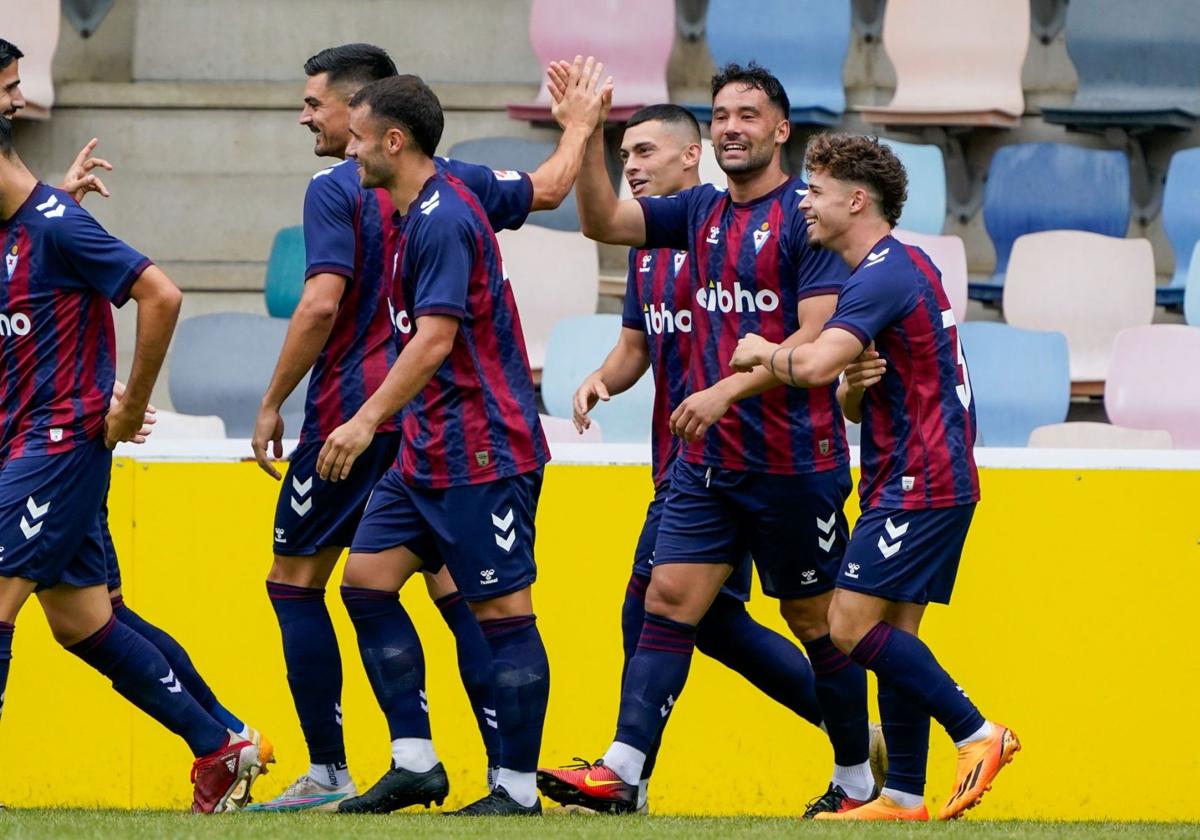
[804,133,908,227]
[710,62,790,119]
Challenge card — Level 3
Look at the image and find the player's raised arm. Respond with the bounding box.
[107,265,183,447]
[527,55,612,211]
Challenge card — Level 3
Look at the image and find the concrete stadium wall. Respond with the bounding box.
[2,457,1197,819]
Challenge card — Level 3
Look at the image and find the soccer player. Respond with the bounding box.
[555,103,869,814]
[0,115,260,813]
[729,133,1020,821]
[313,71,576,816]
[250,46,607,813]
[536,63,876,817]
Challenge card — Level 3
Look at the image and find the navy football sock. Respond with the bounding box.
[620,573,650,686]
[802,634,870,766]
[878,674,930,797]
[479,615,549,773]
[614,613,697,756]
[111,595,245,734]
[697,595,823,727]
[67,616,227,757]
[341,586,430,741]
[851,622,985,742]
[268,582,347,764]
[0,621,12,723]
[435,592,500,767]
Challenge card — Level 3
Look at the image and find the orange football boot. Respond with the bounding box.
[536,758,637,814]
[939,723,1021,820]
[815,794,929,821]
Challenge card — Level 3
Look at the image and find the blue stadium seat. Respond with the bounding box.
[264,226,305,318]
[958,322,1070,446]
[540,314,653,442]
[690,0,850,126]
[882,139,945,235]
[169,313,307,438]
[1161,147,1200,308]
[975,142,1130,302]
[1185,244,1200,327]
[1041,0,1200,130]
[447,137,577,231]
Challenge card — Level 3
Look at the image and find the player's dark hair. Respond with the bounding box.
[0,38,22,72]
[0,115,14,157]
[303,43,397,91]
[804,133,908,227]
[710,62,790,119]
[626,104,701,142]
[349,75,444,158]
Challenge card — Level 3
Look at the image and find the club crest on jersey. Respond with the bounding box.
[639,253,653,273]
[753,222,771,255]
[673,251,686,275]
[643,302,691,335]
[5,245,16,280]
[696,280,779,314]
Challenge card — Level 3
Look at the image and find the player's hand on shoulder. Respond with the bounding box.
[61,138,113,203]
[670,386,732,442]
[251,406,286,480]
[316,416,374,483]
[842,348,887,394]
[730,333,771,372]
[572,372,610,433]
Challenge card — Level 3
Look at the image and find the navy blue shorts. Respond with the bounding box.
[0,439,112,590]
[838,504,976,605]
[654,459,851,600]
[351,467,543,603]
[633,481,752,601]
[101,503,122,592]
[272,432,401,556]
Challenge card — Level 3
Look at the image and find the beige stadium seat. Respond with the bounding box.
[4,0,59,118]
[1028,422,1173,449]
[495,226,599,373]
[1002,231,1155,389]
[859,0,1028,127]
[539,413,603,443]
[893,229,967,322]
[619,139,727,200]
[1105,324,1200,448]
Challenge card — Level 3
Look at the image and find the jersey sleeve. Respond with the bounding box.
[51,202,151,307]
[440,158,533,232]
[824,266,918,347]
[637,188,697,251]
[303,167,357,281]
[408,211,475,320]
[622,249,644,330]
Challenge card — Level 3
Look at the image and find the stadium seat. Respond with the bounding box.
[690,0,850,126]
[539,413,603,443]
[883,139,945,235]
[506,0,673,123]
[1105,325,1200,448]
[618,139,727,199]
[145,410,227,440]
[263,226,305,318]
[1002,231,1155,387]
[958,322,1070,447]
[1160,147,1200,308]
[1027,422,1173,449]
[858,0,1028,127]
[540,314,653,442]
[4,0,58,118]
[1041,0,1200,131]
[494,226,599,372]
[892,229,967,323]
[447,137,578,231]
[1187,244,1200,327]
[975,143,1131,301]
[169,313,308,438]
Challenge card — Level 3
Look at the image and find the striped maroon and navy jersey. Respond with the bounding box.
[621,246,690,488]
[638,178,851,476]
[299,157,533,443]
[0,183,148,463]
[824,234,980,510]
[387,172,548,489]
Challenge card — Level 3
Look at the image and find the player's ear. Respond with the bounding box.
[385,125,405,155]
[680,141,701,170]
[775,118,791,145]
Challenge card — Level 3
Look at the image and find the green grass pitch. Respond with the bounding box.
[1,812,1197,840]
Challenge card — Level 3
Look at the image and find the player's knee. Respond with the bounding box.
[267,554,333,589]
[644,578,694,620]
[827,610,866,655]
[778,600,829,642]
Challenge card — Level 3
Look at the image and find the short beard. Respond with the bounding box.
[717,142,775,175]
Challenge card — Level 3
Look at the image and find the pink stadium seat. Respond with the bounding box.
[4,0,59,119]
[859,0,1028,127]
[494,226,599,372]
[539,413,603,443]
[1105,325,1200,448]
[893,229,967,322]
[1027,422,1173,449]
[507,0,674,123]
[1002,231,1155,388]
